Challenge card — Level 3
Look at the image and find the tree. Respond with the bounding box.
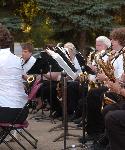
[37,0,125,51]
[15,0,40,32]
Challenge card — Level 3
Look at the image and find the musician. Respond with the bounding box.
[99,27,125,150]
[104,81,125,150]
[21,42,36,80]
[0,24,28,123]
[63,42,95,118]
[31,45,63,118]
[79,36,114,143]
[64,42,94,75]
[87,36,111,81]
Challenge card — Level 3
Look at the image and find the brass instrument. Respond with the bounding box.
[101,93,116,110]
[100,48,125,108]
[98,47,125,82]
[110,47,125,62]
[87,50,104,90]
[98,58,115,82]
[87,51,96,65]
[88,81,98,90]
[27,75,35,84]
[102,93,116,106]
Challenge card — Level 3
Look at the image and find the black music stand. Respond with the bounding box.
[65,74,91,150]
[51,72,81,150]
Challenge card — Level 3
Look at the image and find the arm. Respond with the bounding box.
[43,72,61,81]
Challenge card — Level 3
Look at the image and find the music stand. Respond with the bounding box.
[27,54,62,123]
[65,74,90,150]
[51,72,81,150]
[49,73,81,132]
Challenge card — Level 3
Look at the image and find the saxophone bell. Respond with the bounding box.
[27,75,35,84]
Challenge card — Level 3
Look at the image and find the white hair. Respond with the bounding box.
[64,42,77,55]
[96,36,111,48]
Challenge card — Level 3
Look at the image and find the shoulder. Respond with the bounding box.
[29,56,36,63]
[30,56,36,61]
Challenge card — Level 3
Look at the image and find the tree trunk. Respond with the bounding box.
[77,30,86,56]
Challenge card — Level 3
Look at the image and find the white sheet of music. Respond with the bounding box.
[46,49,78,80]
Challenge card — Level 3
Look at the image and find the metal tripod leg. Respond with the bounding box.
[53,132,81,142]
[49,122,81,132]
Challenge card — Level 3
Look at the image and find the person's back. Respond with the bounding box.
[0,23,28,123]
[0,48,27,108]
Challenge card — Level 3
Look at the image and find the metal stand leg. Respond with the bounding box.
[52,75,81,150]
[65,78,89,150]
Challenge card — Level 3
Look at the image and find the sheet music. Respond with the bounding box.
[46,49,78,80]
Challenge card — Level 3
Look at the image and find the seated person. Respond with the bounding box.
[104,79,125,150]
[0,24,28,123]
[20,42,36,90]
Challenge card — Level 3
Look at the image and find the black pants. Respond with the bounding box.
[0,106,29,123]
[104,101,125,150]
[67,81,81,115]
[86,86,108,135]
[39,80,62,115]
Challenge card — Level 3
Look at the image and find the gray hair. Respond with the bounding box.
[64,42,76,53]
[96,36,111,48]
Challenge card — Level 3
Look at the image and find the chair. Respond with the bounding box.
[0,101,38,150]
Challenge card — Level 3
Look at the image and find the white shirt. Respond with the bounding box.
[21,56,36,75]
[112,54,124,79]
[0,48,28,108]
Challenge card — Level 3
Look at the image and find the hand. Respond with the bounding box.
[120,73,125,83]
[96,72,108,82]
[106,81,121,94]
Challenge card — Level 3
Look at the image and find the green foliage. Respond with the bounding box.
[1,0,125,48]
[37,0,125,31]
[31,18,54,47]
[0,16,21,31]
[15,0,40,32]
[36,0,125,48]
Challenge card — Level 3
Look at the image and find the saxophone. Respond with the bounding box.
[27,75,35,84]
[87,50,101,90]
[98,47,125,83]
[100,48,125,107]
[98,58,115,82]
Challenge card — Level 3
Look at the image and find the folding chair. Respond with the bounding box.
[0,101,38,150]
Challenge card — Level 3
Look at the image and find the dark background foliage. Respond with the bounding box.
[0,0,125,54]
